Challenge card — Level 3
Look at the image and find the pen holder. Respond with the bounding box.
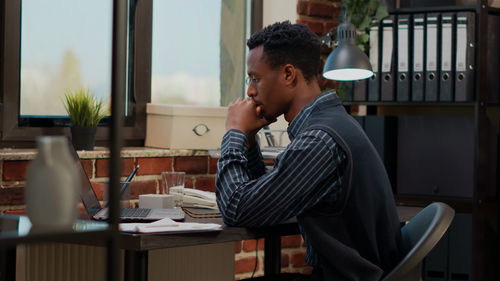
[103,181,131,208]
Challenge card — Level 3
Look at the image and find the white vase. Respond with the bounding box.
[25,136,81,232]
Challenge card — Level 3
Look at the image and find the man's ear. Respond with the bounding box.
[283,64,297,87]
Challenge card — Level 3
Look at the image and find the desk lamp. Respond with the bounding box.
[322,7,373,81]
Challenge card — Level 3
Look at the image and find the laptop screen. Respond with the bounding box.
[66,141,102,217]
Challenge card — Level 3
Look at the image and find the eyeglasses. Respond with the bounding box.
[245,76,260,86]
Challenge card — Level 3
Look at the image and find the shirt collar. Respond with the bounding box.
[287,90,338,140]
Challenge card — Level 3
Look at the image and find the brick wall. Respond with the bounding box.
[0,150,218,214]
[0,148,308,279]
[297,0,342,91]
[234,236,312,280]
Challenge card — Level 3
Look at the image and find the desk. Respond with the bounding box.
[120,216,300,281]
[119,206,422,281]
[0,206,421,281]
[0,215,111,281]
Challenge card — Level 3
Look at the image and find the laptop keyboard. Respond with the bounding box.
[121,208,151,218]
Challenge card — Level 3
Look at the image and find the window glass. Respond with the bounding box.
[20,0,112,117]
[151,0,221,106]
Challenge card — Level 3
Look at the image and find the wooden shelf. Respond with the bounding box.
[388,5,477,14]
[343,101,476,107]
[395,195,474,213]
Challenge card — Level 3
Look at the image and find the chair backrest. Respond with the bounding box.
[382,202,455,281]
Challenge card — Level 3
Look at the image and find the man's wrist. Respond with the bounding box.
[222,129,249,153]
[247,134,258,148]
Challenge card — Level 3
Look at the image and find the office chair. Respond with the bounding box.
[382,202,455,281]
[243,202,454,281]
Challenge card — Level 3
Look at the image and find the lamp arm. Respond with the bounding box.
[341,5,347,23]
[320,28,335,49]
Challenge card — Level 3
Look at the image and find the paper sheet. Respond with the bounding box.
[119,218,222,234]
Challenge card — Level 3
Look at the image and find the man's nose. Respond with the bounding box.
[247,84,256,97]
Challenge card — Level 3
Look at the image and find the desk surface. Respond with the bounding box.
[119,205,423,251]
[0,206,421,250]
[120,216,300,251]
[0,214,110,247]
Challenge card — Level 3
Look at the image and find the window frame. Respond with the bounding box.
[0,0,151,148]
[0,0,262,148]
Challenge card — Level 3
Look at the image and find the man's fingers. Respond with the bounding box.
[255,105,263,118]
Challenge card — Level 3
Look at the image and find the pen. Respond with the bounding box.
[120,165,140,196]
[105,165,140,208]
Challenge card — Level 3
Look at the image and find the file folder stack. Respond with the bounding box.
[397,14,410,102]
[412,14,425,101]
[425,13,439,102]
[359,11,476,103]
[439,13,454,102]
[455,12,475,102]
[381,16,396,101]
[368,18,381,101]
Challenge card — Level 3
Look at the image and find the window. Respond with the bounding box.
[0,0,261,147]
[151,0,249,106]
[151,0,221,106]
[1,0,147,147]
[19,0,113,118]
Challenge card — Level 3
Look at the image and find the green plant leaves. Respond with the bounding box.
[63,88,108,127]
[340,0,389,55]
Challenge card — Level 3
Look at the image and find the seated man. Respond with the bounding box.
[216,21,402,281]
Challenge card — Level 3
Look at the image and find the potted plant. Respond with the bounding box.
[63,88,107,150]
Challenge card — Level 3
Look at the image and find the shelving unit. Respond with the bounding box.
[345,1,499,280]
[0,0,127,280]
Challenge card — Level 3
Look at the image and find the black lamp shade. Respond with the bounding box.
[322,22,373,81]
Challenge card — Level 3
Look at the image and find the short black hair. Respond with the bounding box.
[247,21,321,82]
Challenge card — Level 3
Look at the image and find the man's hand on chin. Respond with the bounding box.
[225,98,274,147]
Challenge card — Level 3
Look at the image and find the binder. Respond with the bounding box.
[487,14,500,104]
[412,14,425,102]
[381,15,395,101]
[397,14,410,101]
[455,12,475,102]
[368,19,381,101]
[425,13,439,101]
[342,82,353,101]
[439,13,455,102]
[353,79,367,101]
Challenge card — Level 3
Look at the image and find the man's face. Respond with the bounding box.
[246,45,289,122]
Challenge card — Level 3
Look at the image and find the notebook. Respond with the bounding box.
[68,143,185,222]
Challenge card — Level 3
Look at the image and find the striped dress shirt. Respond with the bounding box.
[216,91,347,230]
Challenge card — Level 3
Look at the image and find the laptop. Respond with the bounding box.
[68,143,185,222]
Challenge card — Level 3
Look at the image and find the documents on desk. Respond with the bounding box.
[119,218,222,234]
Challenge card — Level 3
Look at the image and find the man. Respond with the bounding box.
[216,21,402,281]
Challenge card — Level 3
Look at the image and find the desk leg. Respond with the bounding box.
[0,247,16,281]
[264,236,281,276]
[125,250,148,281]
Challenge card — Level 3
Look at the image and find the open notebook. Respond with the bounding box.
[67,144,185,222]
